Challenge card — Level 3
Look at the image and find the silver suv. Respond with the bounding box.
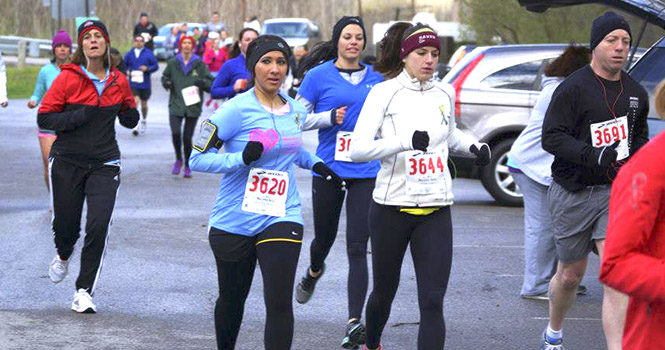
[442,43,654,206]
[443,44,574,206]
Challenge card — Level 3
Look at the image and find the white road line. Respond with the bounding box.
[531,317,601,321]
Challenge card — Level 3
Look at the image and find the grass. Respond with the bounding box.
[6,65,41,99]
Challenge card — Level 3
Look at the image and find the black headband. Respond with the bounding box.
[332,16,366,50]
[246,35,292,75]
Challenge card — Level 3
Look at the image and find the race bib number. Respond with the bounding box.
[140,32,151,42]
[590,116,629,161]
[334,131,353,162]
[404,150,446,195]
[130,70,144,83]
[242,168,289,217]
[181,86,201,106]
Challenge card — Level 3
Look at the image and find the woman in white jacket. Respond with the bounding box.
[349,23,490,350]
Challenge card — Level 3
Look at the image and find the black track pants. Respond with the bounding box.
[209,222,303,350]
[365,203,453,350]
[49,158,120,294]
[309,176,374,320]
[169,115,198,166]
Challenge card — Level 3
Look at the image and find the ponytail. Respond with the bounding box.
[229,27,259,59]
[299,40,337,75]
[373,22,412,79]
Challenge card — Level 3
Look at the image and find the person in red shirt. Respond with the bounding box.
[600,79,665,350]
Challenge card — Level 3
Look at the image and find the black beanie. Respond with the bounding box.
[332,16,367,50]
[246,35,292,76]
[590,11,631,50]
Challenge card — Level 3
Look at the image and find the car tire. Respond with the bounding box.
[480,139,523,207]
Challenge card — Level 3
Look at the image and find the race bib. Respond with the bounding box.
[130,70,144,83]
[242,168,289,217]
[590,116,629,161]
[181,86,201,106]
[404,150,446,195]
[140,32,151,42]
[334,131,353,162]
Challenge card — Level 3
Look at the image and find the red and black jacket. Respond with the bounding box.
[38,63,139,167]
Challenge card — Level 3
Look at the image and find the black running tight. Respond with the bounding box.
[209,222,303,350]
[309,176,374,320]
[169,115,198,166]
[365,203,453,350]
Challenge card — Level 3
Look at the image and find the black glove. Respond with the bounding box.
[597,140,620,171]
[194,79,206,89]
[313,162,346,189]
[470,144,491,166]
[242,141,264,165]
[162,80,173,90]
[412,131,429,152]
[118,108,140,129]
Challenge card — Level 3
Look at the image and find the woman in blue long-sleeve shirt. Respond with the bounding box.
[209,28,257,100]
[190,35,344,350]
[27,29,72,192]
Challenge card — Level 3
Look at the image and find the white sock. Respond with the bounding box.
[546,324,563,340]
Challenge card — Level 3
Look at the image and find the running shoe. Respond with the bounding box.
[139,119,147,135]
[71,289,97,314]
[342,320,367,349]
[295,264,325,304]
[131,126,139,136]
[48,255,69,283]
[522,285,588,301]
[540,330,565,350]
[171,160,183,175]
[183,166,192,178]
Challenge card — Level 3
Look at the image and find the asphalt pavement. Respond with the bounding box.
[0,64,606,349]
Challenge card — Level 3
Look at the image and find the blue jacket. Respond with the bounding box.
[189,89,321,236]
[210,54,250,100]
[123,48,159,90]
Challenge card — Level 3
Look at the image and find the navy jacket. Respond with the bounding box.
[210,54,251,100]
[123,48,159,90]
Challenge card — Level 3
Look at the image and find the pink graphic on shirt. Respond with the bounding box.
[249,129,279,153]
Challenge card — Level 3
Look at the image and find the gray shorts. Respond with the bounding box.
[547,181,610,263]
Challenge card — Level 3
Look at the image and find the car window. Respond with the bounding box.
[479,60,543,91]
[263,23,309,38]
[631,46,665,119]
[158,25,173,37]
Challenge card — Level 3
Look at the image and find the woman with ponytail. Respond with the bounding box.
[350,23,490,350]
[293,16,383,350]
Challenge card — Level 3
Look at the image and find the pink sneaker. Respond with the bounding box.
[171,160,183,175]
[184,166,192,178]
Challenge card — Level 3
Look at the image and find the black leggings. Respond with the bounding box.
[365,203,453,350]
[309,176,374,320]
[209,222,303,350]
[169,115,198,166]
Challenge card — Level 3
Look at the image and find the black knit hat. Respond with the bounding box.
[77,19,110,45]
[246,35,292,76]
[332,16,367,50]
[590,11,631,50]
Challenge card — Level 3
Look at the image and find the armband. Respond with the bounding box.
[193,120,223,152]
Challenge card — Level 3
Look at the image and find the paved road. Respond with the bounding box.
[0,66,606,349]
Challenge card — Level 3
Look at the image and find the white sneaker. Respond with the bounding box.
[139,119,147,134]
[71,289,97,313]
[48,255,69,283]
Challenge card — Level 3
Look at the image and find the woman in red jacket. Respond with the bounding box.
[600,79,665,350]
[37,19,138,314]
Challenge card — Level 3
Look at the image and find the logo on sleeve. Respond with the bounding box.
[629,96,639,109]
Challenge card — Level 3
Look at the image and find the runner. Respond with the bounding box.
[161,35,214,178]
[292,16,383,350]
[507,45,591,300]
[123,35,158,136]
[189,34,344,350]
[540,12,649,350]
[599,79,665,350]
[203,33,227,110]
[37,19,139,313]
[0,49,7,107]
[27,30,72,192]
[349,23,490,350]
[133,12,158,51]
[210,28,258,101]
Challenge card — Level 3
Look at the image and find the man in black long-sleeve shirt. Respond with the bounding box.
[540,11,649,350]
[133,12,158,51]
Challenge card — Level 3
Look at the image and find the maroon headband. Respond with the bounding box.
[399,29,440,60]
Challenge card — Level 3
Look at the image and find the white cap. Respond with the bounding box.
[223,38,234,46]
[208,31,220,39]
